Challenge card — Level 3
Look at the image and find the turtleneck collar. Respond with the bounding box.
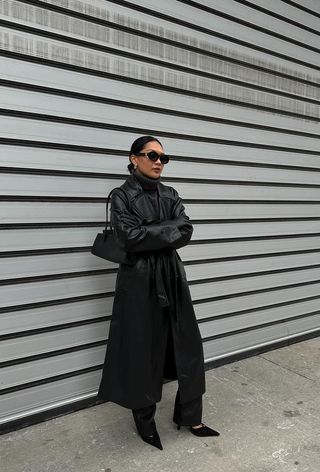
[132,168,161,190]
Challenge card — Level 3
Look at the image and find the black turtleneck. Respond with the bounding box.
[132,168,161,190]
[131,168,161,220]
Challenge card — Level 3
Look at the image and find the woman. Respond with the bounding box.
[97,136,220,450]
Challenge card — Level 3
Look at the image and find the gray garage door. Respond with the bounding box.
[0,0,320,431]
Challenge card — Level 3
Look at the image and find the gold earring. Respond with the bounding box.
[134,163,137,169]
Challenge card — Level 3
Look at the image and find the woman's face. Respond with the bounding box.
[130,140,165,179]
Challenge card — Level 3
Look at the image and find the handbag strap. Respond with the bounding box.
[105,187,125,231]
[105,188,115,232]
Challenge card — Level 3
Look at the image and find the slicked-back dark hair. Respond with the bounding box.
[128,135,163,173]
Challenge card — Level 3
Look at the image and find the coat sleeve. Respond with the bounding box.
[167,188,193,249]
[110,188,193,252]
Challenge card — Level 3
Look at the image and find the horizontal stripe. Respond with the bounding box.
[4,18,320,101]
[0,340,107,368]
[3,215,320,231]
[184,247,320,265]
[199,295,320,324]
[0,292,113,315]
[2,225,320,238]
[1,266,320,305]
[190,263,320,285]
[1,310,319,393]
[233,0,320,35]
[16,0,320,86]
[2,195,320,204]
[2,245,320,263]
[2,241,320,259]
[0,269,115,286]
[1,50,319,121]
[0,395,99,435]
[1,306,319,368]
[0,159,320,184]
[0,223,102,229]
[2,79,319,133]
[3,258,320,286]
[194,278,320,304]
[280,0,320,19]
[1,141,320,173]
[0,247,90,258]
[0,317,109,341]
[0,365,103,396]
[3,251,320,281]
[1,109,320,154]
[0,276,319,317]
[0,196,108,202]
[2,230,320,244]
[2,163,320,187]
[204,327,320,369]
[4,155,319,180]
[177,0,320,53]
[2,292,320,341]
[203,309,320,341]
[105,0,320,71]
[191,233,320,243]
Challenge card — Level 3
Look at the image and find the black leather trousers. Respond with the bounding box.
[132,386,202,435]
[132,266,203,436]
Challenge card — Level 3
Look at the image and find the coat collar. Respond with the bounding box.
[123,174,171,200]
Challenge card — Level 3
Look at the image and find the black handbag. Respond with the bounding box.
[91,188,132,265]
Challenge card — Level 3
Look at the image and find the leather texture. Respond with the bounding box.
[110,175,194,254]
[97,173,206,409]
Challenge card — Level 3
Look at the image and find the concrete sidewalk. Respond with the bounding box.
[1,337,320,472]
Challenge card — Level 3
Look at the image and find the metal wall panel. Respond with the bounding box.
[0,0,319,429]
[2,57,319,135]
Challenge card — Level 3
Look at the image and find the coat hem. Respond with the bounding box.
[96,394,162,410]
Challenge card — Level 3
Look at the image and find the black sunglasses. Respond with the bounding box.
[135,150,170,164]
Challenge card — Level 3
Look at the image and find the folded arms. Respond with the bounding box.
[110,189,193,252]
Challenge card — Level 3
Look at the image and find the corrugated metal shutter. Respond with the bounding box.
[1,0,319,430]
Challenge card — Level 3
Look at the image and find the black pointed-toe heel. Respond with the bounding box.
[176,423,220,437]
[140,428,163,450]
[190,422,220,437]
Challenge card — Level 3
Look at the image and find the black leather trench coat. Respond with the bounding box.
[97,173,206,409]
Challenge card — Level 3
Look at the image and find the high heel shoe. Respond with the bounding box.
[176,422,220,437]
[140,428,163,450]
[132,407,163,450]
